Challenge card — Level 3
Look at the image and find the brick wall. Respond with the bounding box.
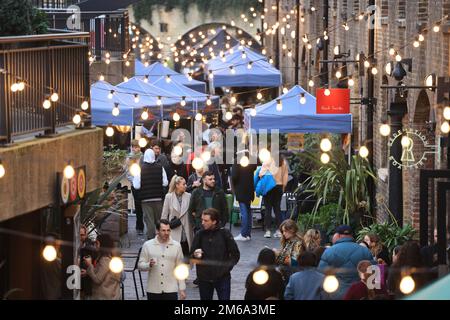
[264,0,450,232]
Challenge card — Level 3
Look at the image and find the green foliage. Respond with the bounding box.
[298,203,341,238]
[103,146,128,182]
[300,149,377,226]
[357,222,417,253]
[0,0,48,36]
[133,0,261,25]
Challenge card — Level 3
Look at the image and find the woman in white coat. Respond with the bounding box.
[161,175,193,256]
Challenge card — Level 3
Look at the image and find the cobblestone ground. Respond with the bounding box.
[120,215,279,300]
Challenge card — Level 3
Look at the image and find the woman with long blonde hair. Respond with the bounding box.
[161,175,193,256]
[304,229,321,252]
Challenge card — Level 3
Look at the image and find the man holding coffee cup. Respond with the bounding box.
[190,208,240,300]
[138,219,186,300]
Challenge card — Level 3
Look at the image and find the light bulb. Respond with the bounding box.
[364,60,371,68]
[399,276,415,294]
[320,153,330,164]
[324,89,331,96]
[112,106,120,116]
[250,108,257,117]
[308,79,315,87]
[395,54,402,62]
[418,34,425,42]
[11,83,19,92]
[323,275,339,293]
[209,71,214,79]
[192,157,204,170]
[109,257,124,273]
[433,24,440,33]
[206,97,212,106]
[231,96,237,105]
[17,81,25,91]
[174,264,190,281]
[138,138,147,148]
[371,67,378,75]
[141,110,149,120]
[105,58,111,65]
[43,99,51,109]
[247,62,253,69]
[385,62,392,75]
[276,100,282,111]
[443,107,450,121]
[359,146,369,158]
[240,156,249,167]
[413,40,420,48]
[257,92,263,100]
[43,245,57,262]
[440,121,450,134]
[173,112,181,122]
[335,71,342,79]
[180,97,187,107]
[320,138,332,152]
[283,87,289,94]
[201,151,211,162]
[125,61,130,67]
[173,145,183,156]
[166,75,171,83]
[134,95,140,103]
[105,126,114,137]
[225,111,233,120]
[99,75,105,81]
[348,78,355,87]
[230,67,236,74]
[0,163,5,179]
[157,97,162,106]
[389,48,396,56]
[108,91,114,99]
[73,114,81,125]
[64,165,75,179]
[253,269,269,285]
[50,93,59,102]
[300,94,306,105]
[129,163,141,176]
[379,124,391,137]
[195,113,202,121]
[401,136,411,148]
[259,148,271,163]
[81,101,89,110]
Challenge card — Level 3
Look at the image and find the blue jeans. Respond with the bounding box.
[239,202,252,238]
[198,275,231,300]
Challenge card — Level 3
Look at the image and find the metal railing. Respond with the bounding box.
[31,0,80,9]
[0,32,91,144]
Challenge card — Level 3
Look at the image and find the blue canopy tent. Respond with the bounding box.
[116,77,181,118]
[135,59,147,76]
[135,61,207,93]
[404,274,450,300]
[150,76,219,112]
[207,46,282,88]
[244,85,352,133]
[91,81,140,126]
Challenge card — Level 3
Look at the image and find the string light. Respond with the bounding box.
[230,96,237,105]
[73,113,81,125]
[247,62,253,69]
[141,109,149,120]
[399,276,415,294]
[443,107,450,121]
[308,79,315,88]
[282,87,289,94]
[259,148,271,163]
[320,138,332,152]
[81,101,89,111]
[320,153,330,164]
[50,92,59,102]
[64,164,75,179]
[324,88,331,96]
[276,99,282,111]
[395,53,402,62]
[300,93,306,105]
[250,108,257,117]
[257,92,263,100]
[108,90,114,99]
[43,99,51,109]
[335,70,342,79]
[380,124,391,137]
[0,161,5,179]
[225,111,233,120]
[195,113,202,121]
[173,112,181,122]
[166,75,172,83]
[206,96,212,106]
[105,125,114,137]
[371,67,378,75]
[192,157,204,170]
[109,257,124,273]
[42,245,57,262]
[359,146,369,158]
[130,163,141,176]
[418,34,425,42]
[433,23,440,32]
[441,121,450,134]
[323,275,339,293]
[348,77,355,87]
[112,104,120,116]
[174,264,190,281]
[157,96,162,106]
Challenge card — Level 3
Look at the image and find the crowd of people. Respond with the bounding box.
[74,137,450,301]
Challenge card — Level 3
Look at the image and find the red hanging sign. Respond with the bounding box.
[316,88,350,114]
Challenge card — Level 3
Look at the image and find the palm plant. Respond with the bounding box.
[299,149,377,226]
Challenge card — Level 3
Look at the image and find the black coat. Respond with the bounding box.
[190,227,240,281]
[231,163,257,203]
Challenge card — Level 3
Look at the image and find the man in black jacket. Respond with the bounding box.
[188,171,228,231]
[190,208,240,300]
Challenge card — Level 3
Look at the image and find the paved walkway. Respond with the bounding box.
[120,215,279,300]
